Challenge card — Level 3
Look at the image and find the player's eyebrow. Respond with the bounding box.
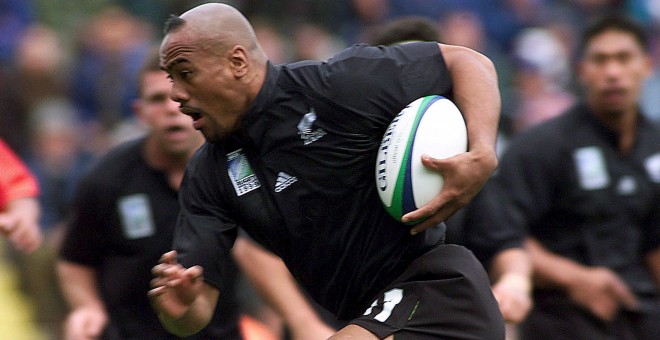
[162,57,187,72]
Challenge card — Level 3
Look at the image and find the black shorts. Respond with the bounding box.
[350,244,504,339]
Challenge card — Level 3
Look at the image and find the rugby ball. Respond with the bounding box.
[375,95,468,223]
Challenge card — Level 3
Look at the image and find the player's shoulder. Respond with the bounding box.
[503,107,578,162]
[81,138,144,184]
[329,41,440,63]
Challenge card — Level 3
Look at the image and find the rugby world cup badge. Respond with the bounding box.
[227,149,260,196]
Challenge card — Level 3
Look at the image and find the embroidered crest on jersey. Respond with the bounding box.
[644,153,660,183]
[117,194,155,239]
[275,172,297,192]
[573,146,610,190]
[227,149,261,196]
[297,108,326,145]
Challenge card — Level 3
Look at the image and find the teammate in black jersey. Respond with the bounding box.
[149,3,503,339]
[487,15,660,340]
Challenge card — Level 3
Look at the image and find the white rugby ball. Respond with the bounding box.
[375,95,468,224]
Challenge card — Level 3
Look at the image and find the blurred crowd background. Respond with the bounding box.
[0,0,659,339]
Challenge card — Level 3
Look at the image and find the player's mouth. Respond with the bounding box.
[180,106,205,129]
[601,87,627,103]
[164,125,189,139]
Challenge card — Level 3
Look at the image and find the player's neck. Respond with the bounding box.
[144,136,193,173]
[593,106,638,154]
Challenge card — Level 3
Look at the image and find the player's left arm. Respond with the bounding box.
[403,43,500,234]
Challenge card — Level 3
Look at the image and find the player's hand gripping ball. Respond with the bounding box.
[376,95,468,224]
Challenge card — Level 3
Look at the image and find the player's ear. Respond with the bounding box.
[133,99,148,125]
[228,45,249,78]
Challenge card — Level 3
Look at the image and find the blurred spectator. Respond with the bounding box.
[338,0,390,44]
[640,25,660,122]
[437,9,517,150]
[252,17,292,64]
[8,98,93,339]
[291,22,344,61]
[0,23,68,156]
[510,26,576,133]
[69,5,152,155]
[0,0,35,64]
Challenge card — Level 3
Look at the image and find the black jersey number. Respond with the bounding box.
[363,288,404,322]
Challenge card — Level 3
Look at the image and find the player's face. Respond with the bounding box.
[160,30,245,142]
[136,71,203,155]
[578,29,652,116]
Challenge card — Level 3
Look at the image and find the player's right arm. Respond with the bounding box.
[149,250,219,337]
[56,260,108,340]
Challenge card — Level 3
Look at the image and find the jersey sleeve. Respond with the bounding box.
[174,146,238,289]
[0,139,39,210]
[488,129,561,238]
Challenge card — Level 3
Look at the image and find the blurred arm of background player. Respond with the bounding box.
[488,248,532,323]
[526,238,638,321]
[0,139,42,254]
[56,262,107,340]
[232,236,337,340]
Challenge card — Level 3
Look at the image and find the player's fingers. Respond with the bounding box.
[185,265,204,279]
[609,278,638,310]
[407,200,460,235]
[420,153,454,172]
[400,186,449,223]
[160,250,178,264]
[148,285,166,297]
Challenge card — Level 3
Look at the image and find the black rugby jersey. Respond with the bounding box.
[175,42,453,319]
[60,139,242,339]
[492,103,660,297]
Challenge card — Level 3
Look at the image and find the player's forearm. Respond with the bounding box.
[157,283,217,337]
[525,237,587,289]
[439,43,500,157]
[56,260,105,311]
[490,248,532,292]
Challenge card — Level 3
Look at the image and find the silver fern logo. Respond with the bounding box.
[298,108,326,145]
